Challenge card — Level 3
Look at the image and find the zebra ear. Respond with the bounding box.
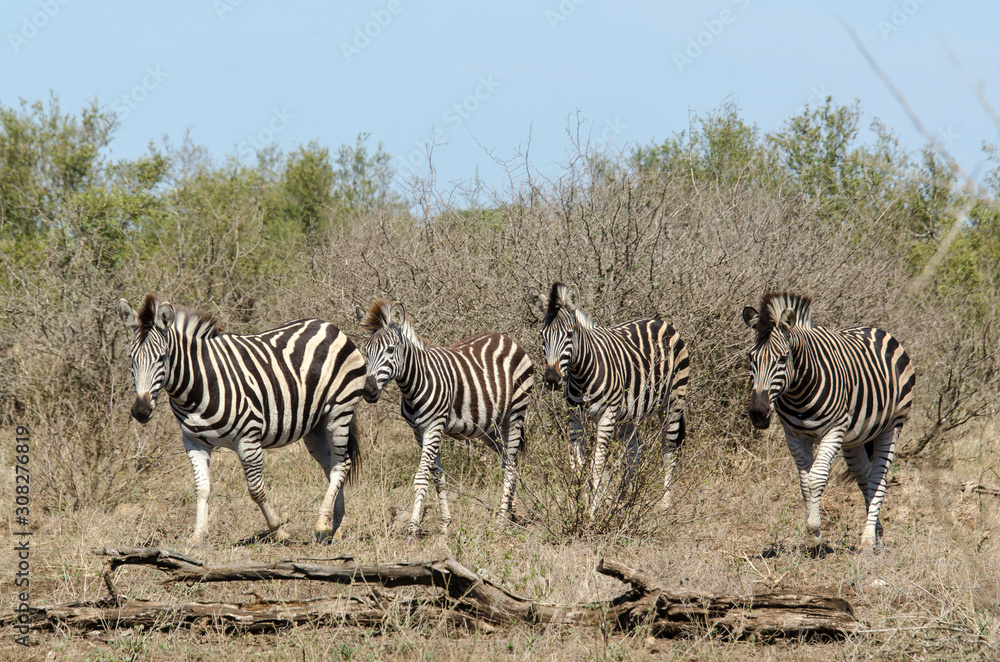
[155,303,175,330]
[526,287,545,316]
[565,285,579,311]
[742,306,759,329]
[119,299,139,332]
[389,302,406,329]
[778,308,796,332]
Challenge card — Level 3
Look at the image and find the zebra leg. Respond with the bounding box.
[588,411,616,518]
[303,423,347,543]
[409,426,444,536]
[498,419,524,521]
[618,423,640,507]
[659,408,686,510]
[622,423,640,481]
[783,431,818,547]
[802,430,845,549]
[236,437,289,543]
[312,412,354,543]
[183,435,213,544]
[432,449,451,535]
[842,442,875,541]
[569,409,586,471]
[861,426,899,552]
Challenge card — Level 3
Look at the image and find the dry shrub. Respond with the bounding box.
[2,149,997,536]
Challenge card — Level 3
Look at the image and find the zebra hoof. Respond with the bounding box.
[314,529,334,544]
[859,536,882,555]
[405,522,420,537]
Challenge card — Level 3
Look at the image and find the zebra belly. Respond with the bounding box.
[777,409,894,448]
[401,399,501,442]
[172,401,304,450]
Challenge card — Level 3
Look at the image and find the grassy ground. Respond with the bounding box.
[2,407,998,661]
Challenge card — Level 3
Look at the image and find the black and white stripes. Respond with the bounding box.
[119,294,367,543]
[530,283,689,515]
[356,299,534,535]
[742,292,915,551]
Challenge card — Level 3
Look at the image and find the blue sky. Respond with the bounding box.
[3,1,999,193]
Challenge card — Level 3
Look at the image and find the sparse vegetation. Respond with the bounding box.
[2,96,999,659]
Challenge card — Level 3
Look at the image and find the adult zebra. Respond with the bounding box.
[356,299,534,535]
[529,282,689,516]
[742,292,915,552]
[118,294,366,544]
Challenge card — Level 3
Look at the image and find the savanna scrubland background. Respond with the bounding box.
[1,96,999,660]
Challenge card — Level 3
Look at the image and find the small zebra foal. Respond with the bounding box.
[743,292,915,552]
[119,294,366,543]
[529,283,689,516]
[356,299,534,535]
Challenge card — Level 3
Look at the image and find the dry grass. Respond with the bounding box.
[2,158,999,659]
[2,407,998,660]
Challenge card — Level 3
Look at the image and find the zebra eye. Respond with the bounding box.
[386,345,395,355]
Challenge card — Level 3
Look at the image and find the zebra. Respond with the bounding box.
[742,292,915,552]
[355,299,534,535]
[118,294,367,544]
[528,282,689,516]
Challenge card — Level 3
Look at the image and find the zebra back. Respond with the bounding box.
[125,295,367,449]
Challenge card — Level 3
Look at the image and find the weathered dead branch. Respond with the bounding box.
[5,547,859,640]
[963,481,1000,497]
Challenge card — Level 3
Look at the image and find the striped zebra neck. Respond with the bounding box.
[780,326,817,405]
[392,336,433,402]
[565,317,601,397]
[160,309,221,400]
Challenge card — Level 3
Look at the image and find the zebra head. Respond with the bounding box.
[742,292,812,429]
[530,282,581,390]
[356,299,407,404]
[119,295,175,424]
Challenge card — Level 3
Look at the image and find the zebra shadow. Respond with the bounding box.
[759,541,837,560]
[233,530,295,547]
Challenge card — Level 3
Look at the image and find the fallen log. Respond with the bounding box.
[962,481,1000,497]
[5,547,859,641]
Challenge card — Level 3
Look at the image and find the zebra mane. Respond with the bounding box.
[757,292,813,335]
[544,282,573,324]
[136,293,164,337]
[137,293,220,339]
[360,298,432,348]
[359,298,394,333]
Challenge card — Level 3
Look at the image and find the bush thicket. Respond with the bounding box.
[1,96,997,529]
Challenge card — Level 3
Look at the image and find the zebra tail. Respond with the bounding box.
[346,416,362,485]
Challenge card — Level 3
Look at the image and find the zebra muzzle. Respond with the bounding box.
[131,394,154,424]
[747,391,772,429]
[542,365,563,390]
[362,375,381,403]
